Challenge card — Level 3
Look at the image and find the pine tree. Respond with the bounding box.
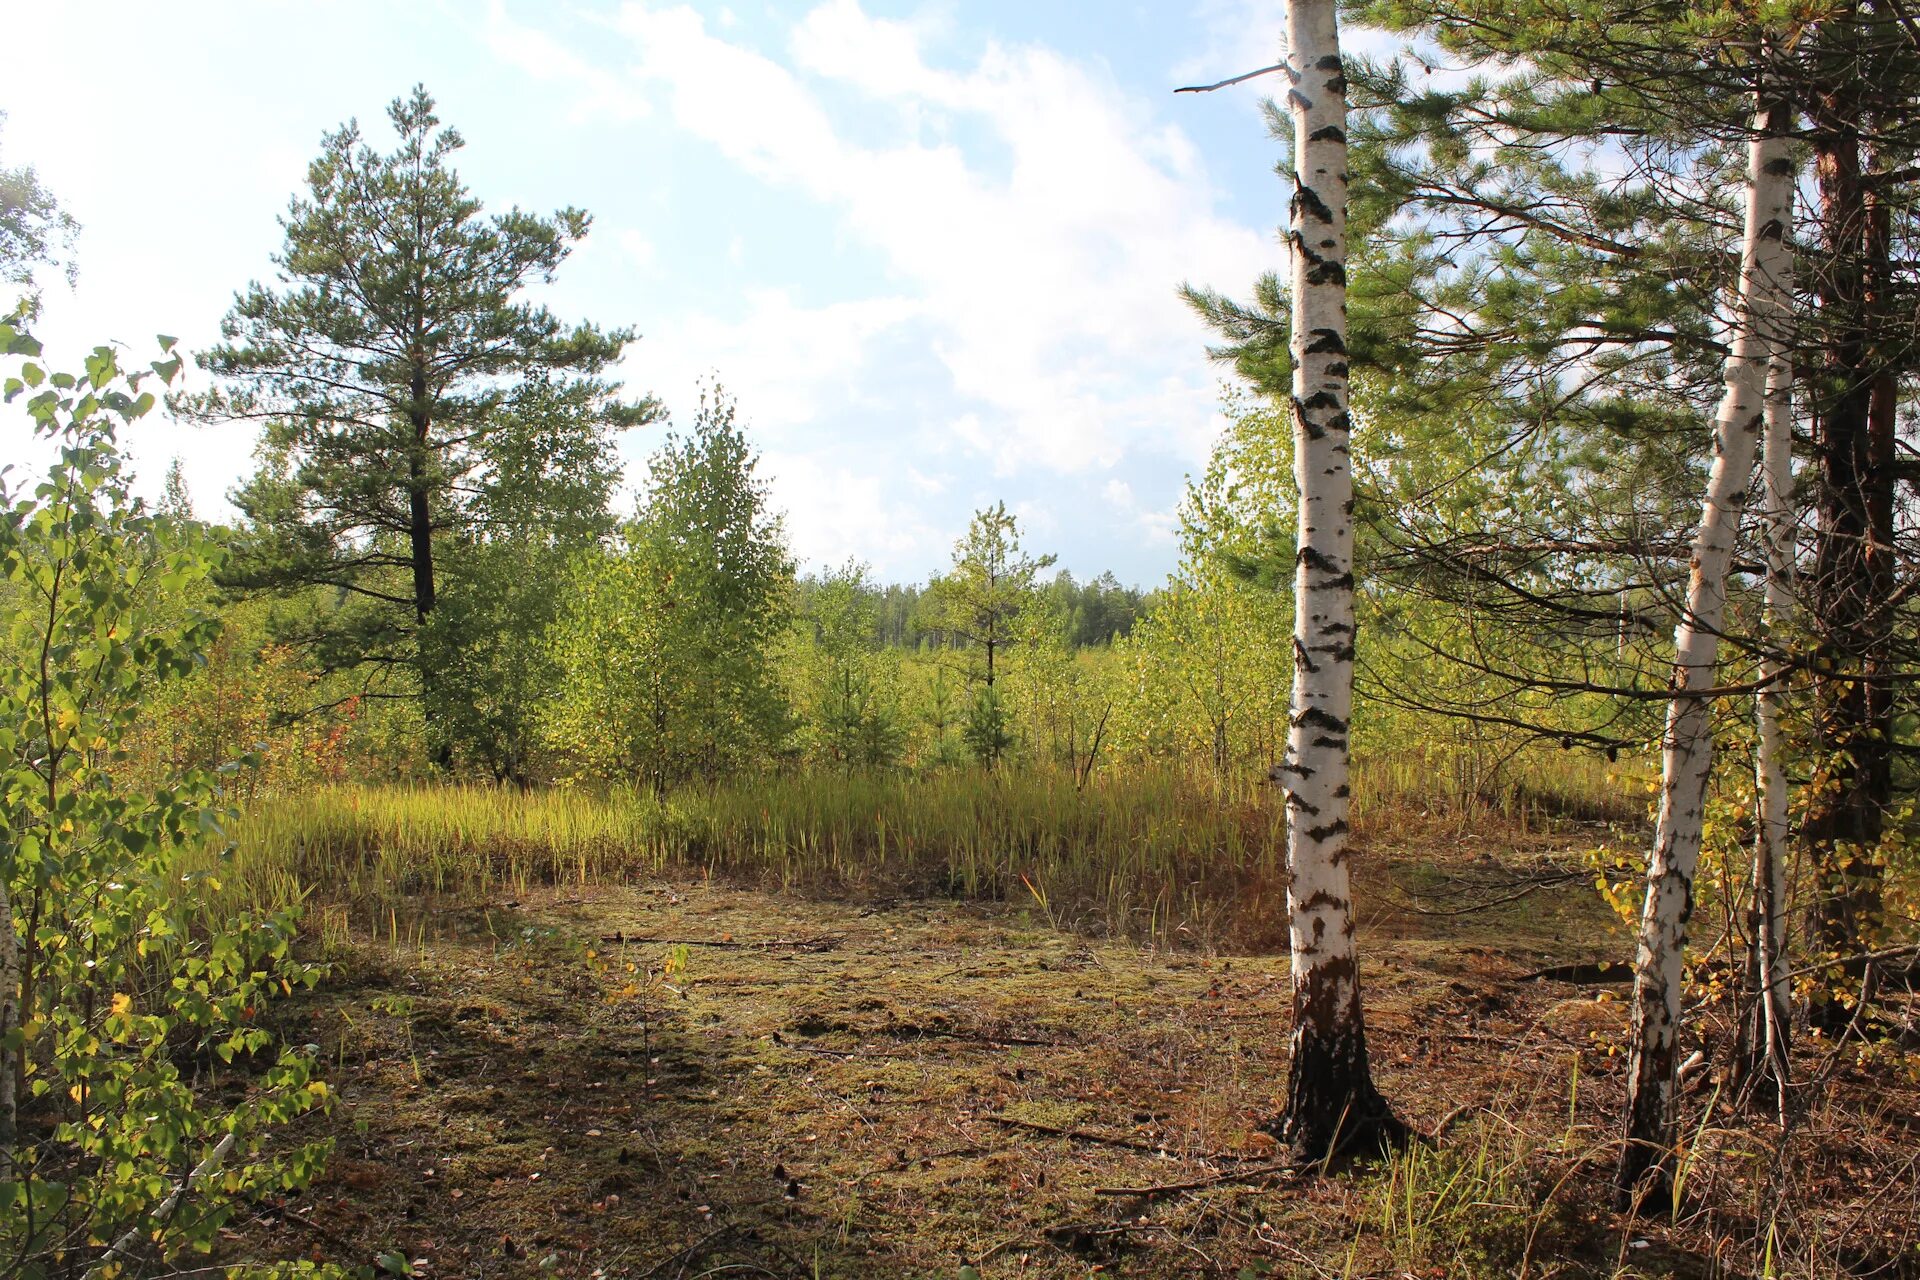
[918,503,1055,765]
[190,86,656,760]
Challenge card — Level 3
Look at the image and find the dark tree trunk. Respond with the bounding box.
[1803,70,1894,1030]
[406,361,451,770]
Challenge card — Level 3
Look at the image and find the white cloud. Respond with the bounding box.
[471,0,1283,580]
[495,0,1268,479]
[480,1,653,122]
[1011,498,1058,540]
[629,288,921,435]
[1103,475,1181,547]
[617,229,657,269]
[760,449,946,576]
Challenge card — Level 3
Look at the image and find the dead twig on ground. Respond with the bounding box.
[598,933,838,952]
[985,1113,1243,1161]
[1093,1162,1305,1199]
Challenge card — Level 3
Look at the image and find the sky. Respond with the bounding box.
[0,0,1366,587]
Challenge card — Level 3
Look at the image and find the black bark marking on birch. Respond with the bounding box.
[1308,125,1346,143]
[1307,260,1347,287]
[1333,783,1349,798]
[1306,819,1348,842]
[1292,635,1318,673]
[1290,239,1347,287]
[1293,707,1345,731]
[1325,361,1348,379]
[1287,90,1312,111]
[1301,390,1341,413]
[1310,735,1346,750]
[1300,890,1346,912]
[1272,761,1312,778]
[1304,328,1346,355]
[1298,546,1341,574]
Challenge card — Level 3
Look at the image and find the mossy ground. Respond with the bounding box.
[221,828,1920,1278]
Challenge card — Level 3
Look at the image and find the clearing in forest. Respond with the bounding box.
[224,834,1918,1279]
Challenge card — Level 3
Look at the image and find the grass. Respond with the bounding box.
[197,751,1631,947]
[169,747,1920,1278]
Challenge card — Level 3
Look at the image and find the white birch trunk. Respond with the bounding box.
[1619,94,1795,1205]
[1270,0,1400,1158]
[1748,174,1796,1120]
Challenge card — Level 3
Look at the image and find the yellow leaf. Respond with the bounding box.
[110,993,132,1017]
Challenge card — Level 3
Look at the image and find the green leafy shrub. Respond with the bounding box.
[0,318,333,1276]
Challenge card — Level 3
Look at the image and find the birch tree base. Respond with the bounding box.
[1266,973,1409,1162]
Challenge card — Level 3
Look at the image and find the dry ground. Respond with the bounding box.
[219,833,1920,1279]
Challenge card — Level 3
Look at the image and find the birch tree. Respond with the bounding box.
[1618,90,1795,1207]
[1269,0,1404,1160]
[1741,251,1797,1120]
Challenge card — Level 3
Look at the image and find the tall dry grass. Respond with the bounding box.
[190,752,1629,947]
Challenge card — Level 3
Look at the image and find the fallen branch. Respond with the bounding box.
[1519,960,1634,984]
[598,933,838,952]
[1431,1101,1479,1139]
[897,1027,1063,1049]
[1390,870,1586,917]
[986,1114,1241,1160]
[1779,943,1920,984]
[775,1037,858,1060]
[1093,1162,1304,1198]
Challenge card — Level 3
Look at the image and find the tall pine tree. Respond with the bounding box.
[191,86,657,760]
